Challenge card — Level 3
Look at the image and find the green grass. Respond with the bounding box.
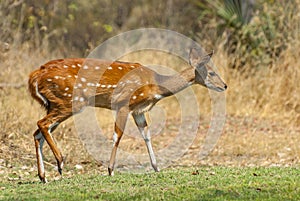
[1,167,299,201]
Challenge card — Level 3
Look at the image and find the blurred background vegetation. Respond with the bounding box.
[1,0,299,67]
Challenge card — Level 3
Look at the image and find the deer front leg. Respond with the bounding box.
[108,107,128,176]
[133,113,159,172]
[33,129,47,183]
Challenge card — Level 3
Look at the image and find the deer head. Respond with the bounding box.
[189,48,227,92]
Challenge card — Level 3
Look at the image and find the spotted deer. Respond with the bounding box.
[28,48,227,182]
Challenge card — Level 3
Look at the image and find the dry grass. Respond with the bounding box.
[0,34,299,182]
[223,45,300,126]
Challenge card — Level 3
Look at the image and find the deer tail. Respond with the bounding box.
[28,69,49,110]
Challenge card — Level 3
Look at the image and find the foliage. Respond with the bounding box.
[0,0,198,56]
[194,0,300,69]
[1,0,299,67]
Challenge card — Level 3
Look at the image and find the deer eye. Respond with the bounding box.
[209,72,216,76]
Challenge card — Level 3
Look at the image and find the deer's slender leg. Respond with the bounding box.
[33,129,46,182]
[108,107,129,176]
[36,111,71,182]
[133,112,159,172]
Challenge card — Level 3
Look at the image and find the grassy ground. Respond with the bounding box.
[1,167,299,201]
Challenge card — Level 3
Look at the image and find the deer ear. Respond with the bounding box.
[199,51,213,66]
[189,48,213,68]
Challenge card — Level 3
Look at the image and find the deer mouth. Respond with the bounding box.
[205,82,227,92]
[214,86,227,92]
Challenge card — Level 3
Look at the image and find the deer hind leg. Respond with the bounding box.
[36,111,71,182]
[133,112,159,172]
[108,107,129,176]
[33,129,46,182]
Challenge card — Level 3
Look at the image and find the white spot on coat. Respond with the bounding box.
[118,66,122,70]
[154,94,163,100]
[87,83,95,87]
[65,87,69,91]
[79,97,85,102]
[83,65,88,69]
[81,77,86,82]
[132,95,137,100]
[63,65,68,68]
[95,66,100,70]
[108,66,112,70]
[47,78,52,82]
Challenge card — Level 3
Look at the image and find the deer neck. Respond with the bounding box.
[156,67,195,97]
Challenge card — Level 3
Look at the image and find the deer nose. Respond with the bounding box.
[224,84,227,90]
